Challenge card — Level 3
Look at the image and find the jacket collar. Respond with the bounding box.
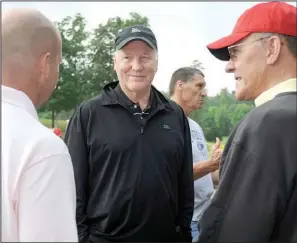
[101,81,173,111]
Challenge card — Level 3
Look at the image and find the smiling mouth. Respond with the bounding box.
[130,75,145,78]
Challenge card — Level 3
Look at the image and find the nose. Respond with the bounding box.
[225,59,235,73]
[131,58,144,72]
[201,88,207,97]
[201,89,207,97]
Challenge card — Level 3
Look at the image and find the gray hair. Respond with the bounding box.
[169,67,204,96]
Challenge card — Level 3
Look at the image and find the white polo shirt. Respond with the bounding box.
[1,85,78,242]
[188,118,214,222]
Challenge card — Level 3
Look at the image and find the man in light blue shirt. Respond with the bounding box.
[169,67,222,241]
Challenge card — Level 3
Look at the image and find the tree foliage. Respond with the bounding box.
[190,88,254,141]
[39,13,90,126]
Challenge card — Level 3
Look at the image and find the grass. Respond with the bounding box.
[39,118,67,133]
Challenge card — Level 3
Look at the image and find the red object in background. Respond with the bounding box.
[53,128,62,137]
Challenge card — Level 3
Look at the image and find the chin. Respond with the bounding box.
[127,81,151,92]
[235,90,253,101]
[235,94,244,101]
[235,88,246,101]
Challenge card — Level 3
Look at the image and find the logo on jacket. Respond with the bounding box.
[163,124,170,129]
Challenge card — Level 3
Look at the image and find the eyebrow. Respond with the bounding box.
[125,51,151,55]
[196,80,206,85]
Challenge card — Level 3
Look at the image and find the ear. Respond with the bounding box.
[266,36,282,65]
[39,52,51,84]
[176,80,184,90]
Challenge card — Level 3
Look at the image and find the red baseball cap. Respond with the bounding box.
[207,1,297,61]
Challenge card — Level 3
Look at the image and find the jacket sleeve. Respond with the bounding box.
[178,113,194,242]
[64,104,90,243]
[197,115,287,242]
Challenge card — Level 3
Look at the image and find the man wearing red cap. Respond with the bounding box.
[197,2,296,242]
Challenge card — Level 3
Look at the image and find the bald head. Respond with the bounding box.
[2,8,61,66]
[2,8,62,107]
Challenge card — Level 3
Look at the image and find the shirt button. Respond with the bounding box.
[134,104,137,108]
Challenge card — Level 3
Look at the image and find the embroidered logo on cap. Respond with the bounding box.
[131,28,141,33]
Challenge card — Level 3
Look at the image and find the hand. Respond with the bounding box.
[192,138,223,180]
[209,137,222,171]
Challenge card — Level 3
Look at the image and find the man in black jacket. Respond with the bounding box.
[197,2,297,242]
[65,25,194,242]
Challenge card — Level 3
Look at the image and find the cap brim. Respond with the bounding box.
[206,32,250,61]
[116,37,157,51]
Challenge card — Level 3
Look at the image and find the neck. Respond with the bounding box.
[2,78,39,108]
[261,62,296,94]
[120,83,151,110]
[170,94,191,116]
[3,63,40,107]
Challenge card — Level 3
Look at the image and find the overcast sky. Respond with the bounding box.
[2,1,296,96]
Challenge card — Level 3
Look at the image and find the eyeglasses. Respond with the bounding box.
[227,36,271,61]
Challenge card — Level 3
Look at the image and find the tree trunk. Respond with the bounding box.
[51,109,55,128]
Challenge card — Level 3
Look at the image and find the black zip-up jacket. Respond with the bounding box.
[197,92,297,242]
[64,82,194,242]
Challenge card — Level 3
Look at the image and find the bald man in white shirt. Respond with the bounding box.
[2,8,78,242]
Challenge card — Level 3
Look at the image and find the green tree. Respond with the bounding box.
[229,103,253,127]
[190,88,254,142]
[39,13,90,127]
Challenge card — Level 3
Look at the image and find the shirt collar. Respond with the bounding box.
[254,78,297,107]
[2,85,39,120]
[114,83,155,110]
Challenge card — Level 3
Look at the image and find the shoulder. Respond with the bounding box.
[167,100,187,119]
[80,94,105,113]
[232,96,296,147]
[68,94,105,125]
[6,118,70,169]
[166,100,190,130]
[25,131,72,174]
[187,118,205,138]
[187,117,201,128]
[244,96,295,131]
[30,124,70,160]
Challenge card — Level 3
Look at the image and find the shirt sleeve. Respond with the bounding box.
[64,105,90,243]
[18,153,78,242]
[178,114,194,241]
[197,113,288,242]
